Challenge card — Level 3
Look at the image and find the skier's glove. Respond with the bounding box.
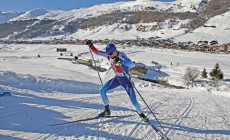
[85,40,93,47]
[111,56,121,64]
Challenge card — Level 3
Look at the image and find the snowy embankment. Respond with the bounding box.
[0,44,230,140]
[0,71,99,94]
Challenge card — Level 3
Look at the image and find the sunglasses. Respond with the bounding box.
[108,51,114,55]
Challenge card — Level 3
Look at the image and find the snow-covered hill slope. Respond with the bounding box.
[2,0,229,44]
[0,11,23,23]
[175,10,230,44]
[11,9,48,21]
[0,44,229,140]
[10,0,202,22]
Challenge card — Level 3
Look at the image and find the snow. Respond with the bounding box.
[64,8,229,43]
[65,21,189,40]
[0,43,230,140]
[0,11,23,23]
[5,0,229,44]
[10,9,48,21]
[175,10,230,44]
[10,0,200,22]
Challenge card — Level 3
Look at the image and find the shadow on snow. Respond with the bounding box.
[0,88,136,140]
[0,71,100,94]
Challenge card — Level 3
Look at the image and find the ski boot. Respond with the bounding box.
[98,105,111,117]
[139,113,149,122]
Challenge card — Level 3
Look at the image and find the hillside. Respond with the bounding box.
[0,11,23,24]
[0,43,229,140]
[0,0,229,44]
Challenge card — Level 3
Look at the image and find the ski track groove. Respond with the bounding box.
[142,93,176,140]
[210,96,230,129]
[127,93,175,140]
[202,96,216,139]
[164,96,194,137]
[1,84,177,140]
[202,95,230,140]
[39,91,139,140]
[40,112,98,140]
[2,85,229,139]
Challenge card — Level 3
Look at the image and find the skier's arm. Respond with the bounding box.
[118,52,135,68]
[122,59,135,68]
[90,45,99,54]
[86,40,108,57]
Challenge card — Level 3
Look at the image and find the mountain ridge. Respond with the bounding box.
[0,0,229,43]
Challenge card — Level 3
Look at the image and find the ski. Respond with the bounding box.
[49,114,132,126]
[147,121,170,140]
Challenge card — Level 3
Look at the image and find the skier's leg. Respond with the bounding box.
[99,77,120,106]
[118,76,149,122]
[98,77,120,116]
[125,86,149,122]
[117,76,142,113]
[124,85,143,114]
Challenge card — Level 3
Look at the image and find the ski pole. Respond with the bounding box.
[86,41,103,140]
[87,44,103,86]
[123,71,166,132]
[133,85,166,132]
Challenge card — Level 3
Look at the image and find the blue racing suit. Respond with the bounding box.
[90,45,143,114]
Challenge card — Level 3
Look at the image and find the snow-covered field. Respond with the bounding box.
[0,44,230,140]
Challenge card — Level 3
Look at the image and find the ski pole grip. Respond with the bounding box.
[85,40,93,47]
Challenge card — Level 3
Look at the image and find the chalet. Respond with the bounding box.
[226,43,230,53]
[198,41,208,46]
[156,40,165,48]
[199,44,209,52]
[197,41,209,52]
[171,43,178,49]
[56,48,67,52]
[210,40,219,53]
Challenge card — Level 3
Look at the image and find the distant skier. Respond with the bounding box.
[86,40,148,122]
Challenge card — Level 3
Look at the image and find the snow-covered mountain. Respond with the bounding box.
[0,11,23,23]
[174,10,230,44]
[11,8,48,21]
[9,0,204,21]
[0,0,229,44]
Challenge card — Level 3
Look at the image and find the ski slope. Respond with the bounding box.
[0,44,230,140]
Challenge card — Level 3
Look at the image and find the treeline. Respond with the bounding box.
[202,0,230,18]
[77,11,197,29]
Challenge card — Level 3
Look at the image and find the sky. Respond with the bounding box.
[0,0,175,12]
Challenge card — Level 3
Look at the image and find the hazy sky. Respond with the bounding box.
[0,0,175,12]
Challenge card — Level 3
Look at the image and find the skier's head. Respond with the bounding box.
[106,43,117,55]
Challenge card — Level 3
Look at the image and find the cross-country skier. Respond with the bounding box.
[86,40,149,122]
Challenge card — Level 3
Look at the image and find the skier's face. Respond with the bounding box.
[109,51,118,58]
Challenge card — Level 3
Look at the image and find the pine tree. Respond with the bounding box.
[209,63,224,80]
[201,68,207,79]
